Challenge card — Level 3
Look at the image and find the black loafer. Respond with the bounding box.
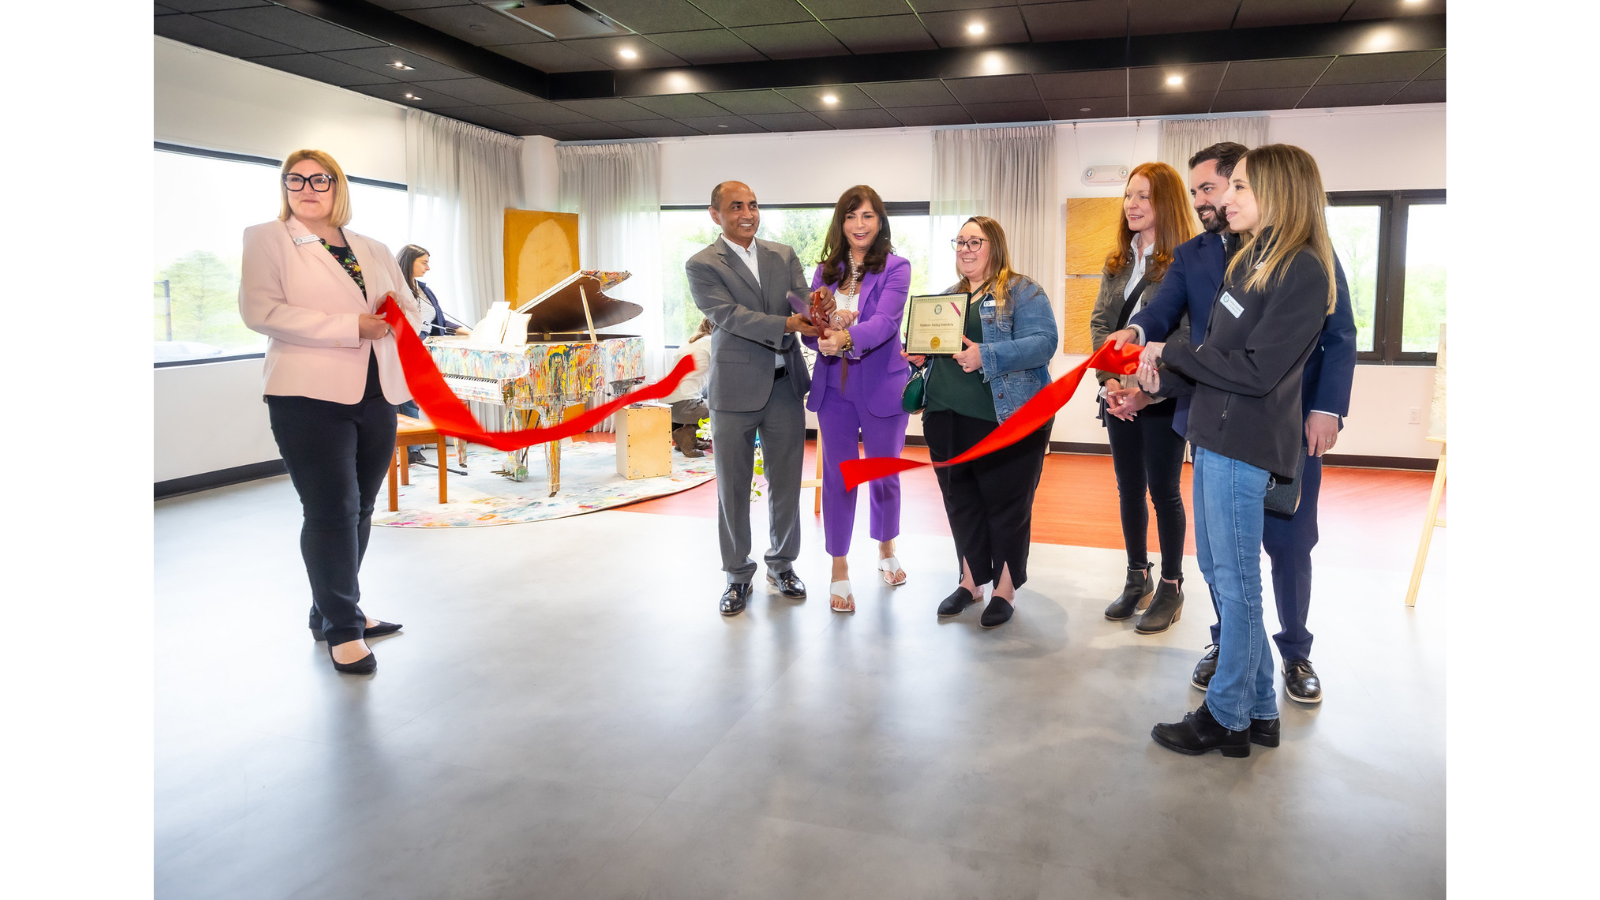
[937,586,977,617]
[1283,658,1322,704]
[1151,703,1249,758]
[766,570,806,599]
[980,596,1014,628]
[1250,717,1281,748]
[720,583,751,616]
[311,620,402,642]
[1191,643,1219,690]
[328,642,376,675]
[1104,563,1154,620]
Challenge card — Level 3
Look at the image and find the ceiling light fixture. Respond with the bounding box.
[1167,75,1184,86]
[404,93,417,99]
[619,48,638,60]
[1080,106,1091,112]
[822,94,839,104]
[968,23,985,35]
[389,61,414,70]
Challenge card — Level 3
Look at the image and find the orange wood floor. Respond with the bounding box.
[581,436,1443,574]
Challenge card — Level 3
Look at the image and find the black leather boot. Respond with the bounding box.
[1103,563,1154,620]
[1135,576,1184,634]
[1151,703,1250,757]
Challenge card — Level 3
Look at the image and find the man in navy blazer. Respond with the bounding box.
[1106,141,1357,705]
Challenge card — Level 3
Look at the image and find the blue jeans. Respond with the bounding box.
[1192,447,1278,731]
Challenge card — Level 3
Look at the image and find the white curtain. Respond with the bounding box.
[930,125,1056,289]
[405,109,525,325]
[557,141,664,379]
[1158,116,1270,173]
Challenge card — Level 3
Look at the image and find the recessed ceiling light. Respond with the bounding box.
[389,61,414,70]
[619,48,638,60]
[1166,74,1184,86]
[404,93,417,99]
[718,124,729,128]
[822,94,838,104]
[968,23,985,35]
[1079,106,1091,112]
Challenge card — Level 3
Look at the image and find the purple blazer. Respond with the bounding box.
[803,253,912,418]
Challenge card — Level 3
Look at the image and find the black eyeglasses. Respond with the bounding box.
[950,238,987,251]
[283,173,334,192]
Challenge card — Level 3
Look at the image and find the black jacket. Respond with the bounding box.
[1156,240,1331,480]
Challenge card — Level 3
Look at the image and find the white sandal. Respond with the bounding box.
[877,557,907,586]
[829,580,855,613]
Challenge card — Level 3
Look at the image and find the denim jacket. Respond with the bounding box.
[943,275,1059,422]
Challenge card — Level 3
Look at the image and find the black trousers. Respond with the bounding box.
[924,410,1052,589]
[1104,398,1187,580]
[266,353,397,646]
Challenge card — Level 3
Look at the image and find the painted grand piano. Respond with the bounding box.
[425,270,645,496]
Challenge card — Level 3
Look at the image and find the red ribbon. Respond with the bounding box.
[378,294,697,452]
[841,341,1146,492]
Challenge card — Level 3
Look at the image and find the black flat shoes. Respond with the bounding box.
[310,621,403,642]
[938,586,977,617]
[328,642,376,675]
[980,596,1014,628]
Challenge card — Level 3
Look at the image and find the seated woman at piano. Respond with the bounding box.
[396,244,471,339]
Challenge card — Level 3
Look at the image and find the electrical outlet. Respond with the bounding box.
[1408,408,1421,424]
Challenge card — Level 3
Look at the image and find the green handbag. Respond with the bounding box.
[902,364,929,413]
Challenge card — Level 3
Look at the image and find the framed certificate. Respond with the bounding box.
[902,293,970,356]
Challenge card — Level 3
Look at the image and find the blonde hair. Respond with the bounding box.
[1225,144,1337,314]
[954,216,1020,311]
[278,149,352,228]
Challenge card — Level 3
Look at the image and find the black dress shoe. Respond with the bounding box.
[1191,644,1219,690]
[327,642,376,675]
[980,595,1014,628]
[1103,563,1154,620]
[766,570,806,599]
[1151,703,1249,758]
[311,620,402,642]
[1283,658,1322,704]
[1135,576,1184,634]
[1250,717,1281,748]
[407,448,427,465]
[720,583,751,616]
[938,586,977,617]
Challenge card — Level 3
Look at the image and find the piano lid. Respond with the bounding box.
[515,270,641,333]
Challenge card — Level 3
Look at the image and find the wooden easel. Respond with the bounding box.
[1404,438,1446,607]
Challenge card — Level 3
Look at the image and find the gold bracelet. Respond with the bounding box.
[840,330,854,353]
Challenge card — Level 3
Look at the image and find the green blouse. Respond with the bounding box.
[924,292,996,422]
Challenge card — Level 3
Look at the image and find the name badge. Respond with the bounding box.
[293,234,321,245]
[1219,291,1244,318]
[981,298,995,309]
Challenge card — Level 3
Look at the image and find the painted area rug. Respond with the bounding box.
[374,439,715,528]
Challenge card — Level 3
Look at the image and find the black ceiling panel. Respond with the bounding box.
[733,22,851,59]
[623,94,734,118]
[823,16,939,56]
[1233,0,1349,29]
[1033,68,1126,99]
[155,4,183,14]
[806,0,914,18]
[555,98,665,121]
[489,41,611,73]
[1415,55,1444,80]
[910,1,1022,11]
[1344,0,1447,20]
[679,115,768,134]
[919,8,1032,48]
[1128,62,1227,94]
[1218,57,1334,90]
[1316,50,1444,85]
[645,30,767,65]
[155,14,300,58]
[427,106,538,134]
[1129,0,1241,35]
[1299,81,1406,107]
[347,82,465,110]
[966,100,1051,123]
[581,0,722,34]
[161,0,271,11]
[696,90,806,115]
[197,7,385,52]
[693,0,816,28]
[1129,92,1214,116]
[366,0,474,10]
[410,77,545,106]
[620,119,706,137]
[814,108,904,130]
[743,111,833,131]
[564,36,690,69]
[323,46,475,81]
[1388,80,1445,104]
[558,121,646,140]
[1018,1,1130,42]
[1209,86,1309,112]
[859,80,962,108]
[398,6,547,47]
[944,74,1040,104]
[521,125,581,141]
[1043,96,1128,118]
[492,102,597,125]
[250,53,399,87]
[777,84,879,111]
[885,105,975,127]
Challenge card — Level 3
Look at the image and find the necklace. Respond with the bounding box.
[846,253,863,295]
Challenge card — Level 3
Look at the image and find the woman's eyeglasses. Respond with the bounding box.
[283,174,334,192]
[950,238,987,251]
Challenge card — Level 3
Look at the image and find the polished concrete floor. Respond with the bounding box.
[155,469,1445,900]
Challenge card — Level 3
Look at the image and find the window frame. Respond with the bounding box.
[1326,188,1446,365]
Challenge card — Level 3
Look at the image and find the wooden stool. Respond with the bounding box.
[389,414,449,512]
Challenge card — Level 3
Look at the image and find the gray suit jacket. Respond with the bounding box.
[686,237,812,413]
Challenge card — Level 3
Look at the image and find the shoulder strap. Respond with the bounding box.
[1114,275,1151,331]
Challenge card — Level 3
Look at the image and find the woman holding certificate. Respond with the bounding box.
[909,217,1058,628]
[805,185,913,614]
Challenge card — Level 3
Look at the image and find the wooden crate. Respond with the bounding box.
[615,403,672,479]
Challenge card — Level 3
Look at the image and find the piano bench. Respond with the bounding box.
[389,415,449,512]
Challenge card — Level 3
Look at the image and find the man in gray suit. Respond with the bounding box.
[687,180,826,616]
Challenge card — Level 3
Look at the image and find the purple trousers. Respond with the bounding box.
[817,384,910,557]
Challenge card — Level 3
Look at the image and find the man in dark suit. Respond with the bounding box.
[1106,142,1358,705]
[686,181,824,617]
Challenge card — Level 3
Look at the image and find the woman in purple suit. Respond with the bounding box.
[806,185,913,613]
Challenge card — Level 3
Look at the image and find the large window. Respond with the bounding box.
[660,203,934,346]
[153,145,407,365]
[1325,190,1447,362]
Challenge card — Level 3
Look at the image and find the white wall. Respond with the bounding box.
[154,359,278,483]
[657,128,936,206]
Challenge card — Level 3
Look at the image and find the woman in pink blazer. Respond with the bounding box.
[804,185,913,613]
[239,149,420,675]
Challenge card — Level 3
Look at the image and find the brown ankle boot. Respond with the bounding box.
[672,424,704,457]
